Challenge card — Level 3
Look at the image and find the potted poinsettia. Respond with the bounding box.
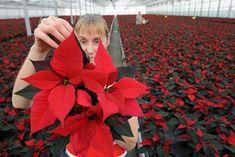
[15,31,147,156]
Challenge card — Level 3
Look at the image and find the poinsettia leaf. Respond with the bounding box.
[29,59,51,72]
[14,85,40,100]
[186,128,199,144]
[86,105,103,119]
[117,66,137,80]
[86,123,113,157]
[120,98,144,117]
[70,120,97,154]
[75,40,90,66]
[167,117,179,131]
[52,115,86,136]
[109,127,124,141]
[98,94,119,121]
[76,90,92,107]
[203,144,215,157]
[30,91,56,136]
[48,136,69,157]
[22,70,62,90]
[111,120,134,137]
[224,145,235,153]
[95,39,116,74]
[208,140,224,151]
[83,76,104,94]
[171,142,194,156]
[48,84,75,125]
[202,133,219,141]
[82,69,108,87]
[107,70,118,86]
[156,146,164,157]
[113,77,147,98]
[50,32,83,79]
[0,123,16,131]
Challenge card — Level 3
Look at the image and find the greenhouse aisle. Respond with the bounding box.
[108,17,138,157]
[108,17,124,67]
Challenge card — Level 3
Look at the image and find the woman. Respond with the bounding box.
[136,11,148,25]
[12,14,139,157]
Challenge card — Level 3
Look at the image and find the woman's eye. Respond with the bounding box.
[80,40,86,44]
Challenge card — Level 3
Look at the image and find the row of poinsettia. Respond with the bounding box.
[118,15,235,157]
[0,17,39,42]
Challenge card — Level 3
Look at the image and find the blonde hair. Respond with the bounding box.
[74,14,109,38]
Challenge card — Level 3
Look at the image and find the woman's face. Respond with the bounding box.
[76,29,109,64]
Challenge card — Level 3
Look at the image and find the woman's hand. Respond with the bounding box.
[33,16,73,53]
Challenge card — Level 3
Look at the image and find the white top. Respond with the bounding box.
[66,146,127,157]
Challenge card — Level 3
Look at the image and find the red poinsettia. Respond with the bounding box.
[83,40,147,121]
[22,32,105,134]
[19,29,147,157]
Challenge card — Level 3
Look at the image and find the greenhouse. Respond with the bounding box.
[0,0,234,157]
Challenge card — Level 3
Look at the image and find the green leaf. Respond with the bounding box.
[174,113,185,124]
[30,59,51,72]
[224,145,235,153]
[186,128,199,144]
[48,136,69,156]
[0,109,5,120]
[208,140,224,151]
[117,66,137,79]
[159,111,169,117]
[0,123,16,131]
[156,146,164,157]
[14,85,40,100]
[137,146,150,154]
[110,127,124,141]
[171,141,194,156]
[231,125,235,131]
[167,117,179,131]
[220,125,229,134]
[173,128,184,136]
[203,144,215,157]
[8,142,22,150]
[202,134,218,141]
[186,112,201,119]
[111,122,134,138]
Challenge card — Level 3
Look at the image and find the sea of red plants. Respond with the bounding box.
[0,14,234,156]
[118,15,234,157]
[0,15,114,156]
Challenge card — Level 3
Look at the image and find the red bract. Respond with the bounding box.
[30,90,56,135]
[52,104,113,157]
[22,32,84,126]
[84,41,147,121]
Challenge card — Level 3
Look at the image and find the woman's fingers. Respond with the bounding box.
[34,28,59,49]
[33,16,74,51]
[48,16,73,36]
[38,23,66,42]
[41,17,71,39]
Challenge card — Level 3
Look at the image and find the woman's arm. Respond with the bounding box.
[114,116,139,151]
[12,16,73,109]
[12,45,49,109]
